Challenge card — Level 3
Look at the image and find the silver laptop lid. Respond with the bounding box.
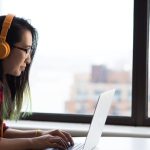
[83,89,115,150]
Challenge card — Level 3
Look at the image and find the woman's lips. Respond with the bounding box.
[20,66,26,71]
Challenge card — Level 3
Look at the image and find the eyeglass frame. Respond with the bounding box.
[12,45,32,54]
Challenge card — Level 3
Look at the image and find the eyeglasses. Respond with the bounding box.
[12,45,32,54]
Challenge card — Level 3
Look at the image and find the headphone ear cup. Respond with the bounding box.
[0,41,10,59]
[4,42,10,57]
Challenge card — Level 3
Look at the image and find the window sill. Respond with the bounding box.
[5,120,150,138]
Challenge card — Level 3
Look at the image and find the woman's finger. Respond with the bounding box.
[62,131,74,146]
[50,143,66,150]
[48,136,68,149]
[51,130,70,148]
[57,130,70,148]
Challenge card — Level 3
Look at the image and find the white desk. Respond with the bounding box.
[77,137,150,150]
[46,137,150,150]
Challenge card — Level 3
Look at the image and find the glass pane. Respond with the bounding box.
[1,0,133,116]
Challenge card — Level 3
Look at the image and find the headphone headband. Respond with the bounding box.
[0,14,15,59]
[0,14,15,41]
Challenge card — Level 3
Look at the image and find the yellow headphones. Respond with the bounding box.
[0,14,15,59]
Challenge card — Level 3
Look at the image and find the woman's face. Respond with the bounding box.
[2,30,32,76]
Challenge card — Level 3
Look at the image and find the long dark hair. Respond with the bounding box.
[0,15,38,119]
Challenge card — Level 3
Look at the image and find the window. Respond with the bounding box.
[1,0,149,126]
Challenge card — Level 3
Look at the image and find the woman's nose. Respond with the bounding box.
[25,54,31,64]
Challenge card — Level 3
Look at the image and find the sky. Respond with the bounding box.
[1,0,133,113]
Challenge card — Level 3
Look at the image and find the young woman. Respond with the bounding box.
[0,14,74,150]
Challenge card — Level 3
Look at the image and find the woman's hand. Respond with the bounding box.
[31,134,70,150]
[41,129,74,148]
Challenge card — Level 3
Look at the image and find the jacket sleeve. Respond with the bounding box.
[3,122,8,132]
[0,86,3,137]
[0,86,8,137]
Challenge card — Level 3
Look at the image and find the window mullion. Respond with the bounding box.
[132,0,149,126]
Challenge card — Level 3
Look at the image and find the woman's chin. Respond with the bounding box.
[8,70,22,76]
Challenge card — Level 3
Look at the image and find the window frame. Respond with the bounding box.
[21,0,150,126]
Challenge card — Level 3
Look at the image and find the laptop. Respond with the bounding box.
[46,89,115,150]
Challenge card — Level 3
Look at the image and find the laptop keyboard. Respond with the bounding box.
[68,143,84,150]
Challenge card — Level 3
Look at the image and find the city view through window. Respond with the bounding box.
[1,0,133,116]
[65,65,132,116]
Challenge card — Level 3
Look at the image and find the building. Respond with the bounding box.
[65,65,131,116]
